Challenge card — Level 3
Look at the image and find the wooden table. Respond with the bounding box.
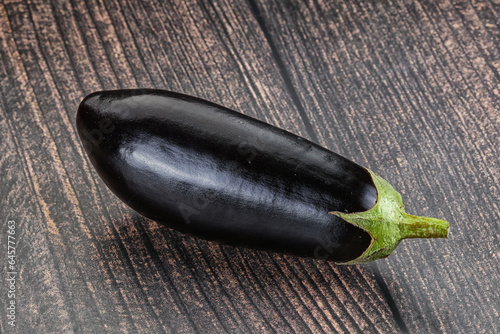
[1,0,498,333]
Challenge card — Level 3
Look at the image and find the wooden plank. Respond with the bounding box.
[0,0,498,333]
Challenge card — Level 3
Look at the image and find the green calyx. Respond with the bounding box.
[330,169,449,265]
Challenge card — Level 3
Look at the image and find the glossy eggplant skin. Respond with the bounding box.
[77,89,377,262]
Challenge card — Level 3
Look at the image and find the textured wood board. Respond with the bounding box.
[0,0,498,333]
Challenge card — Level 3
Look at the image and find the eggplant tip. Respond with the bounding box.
[331,169,449,265]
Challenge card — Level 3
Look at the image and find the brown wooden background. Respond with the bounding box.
[1,0,499,333]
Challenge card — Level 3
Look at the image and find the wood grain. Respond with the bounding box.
[0,0,498,333]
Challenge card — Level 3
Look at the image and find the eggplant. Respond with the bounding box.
[76,89,448,264]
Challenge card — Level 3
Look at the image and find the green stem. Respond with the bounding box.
[399,213,449,239]
[330,169,450,265]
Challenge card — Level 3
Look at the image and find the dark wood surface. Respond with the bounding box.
[1,0,499,333]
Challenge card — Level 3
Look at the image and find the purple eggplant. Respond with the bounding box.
[77,89,448,264]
